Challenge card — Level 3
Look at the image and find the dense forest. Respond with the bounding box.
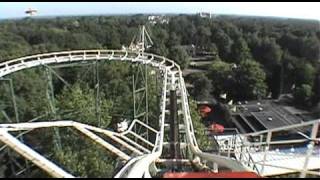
[0,14,319,107]
[0,14,319,177]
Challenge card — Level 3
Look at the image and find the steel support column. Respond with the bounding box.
[44,67,62,151]
[0,78,30,177]
[93,60,101,126]
[132,64,149,144]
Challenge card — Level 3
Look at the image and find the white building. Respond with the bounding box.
[148,15,169,25]
[198,12,212,18]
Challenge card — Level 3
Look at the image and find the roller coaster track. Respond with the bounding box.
[0,49,319,178]
[0,50,248,178]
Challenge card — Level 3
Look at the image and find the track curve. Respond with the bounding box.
[0,49,247,178]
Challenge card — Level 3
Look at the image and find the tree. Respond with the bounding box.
[53,141,116,178]
[250,37,283,98]
[168,46,190,70]
[220,21,241,39]
[208,60,234,99]
[149,27,169,56]
[167,32,181,48]
[293,84,313,107]
[300,36,320,64]
[68,33,102,50]
[0,32,31,62]
[212,29,232,61]
[278,33,300,57]
[104,28,121,49]
[31,43,60,54]
[168,16,196,45]
[294,62,316,87]
[208,59,267,101]
[235,59,267,100]
[254,37,283,70]
[208,43,219,56]
[279,50,299,94]
[311,67,320,105]
[196,25,212,49]
[230,37,252,63]
[0,69,49,122]
[57,83,112,128]
[150,42,169,57]
[188,73,212,101]
[151,27,169,45]
[189,100,213,151]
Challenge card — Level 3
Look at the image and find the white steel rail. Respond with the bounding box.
[115,66,169,178]
[0,130,74,178]
[177,72,250,171]
[0,50,173,178]
[0,49,250,178]
[215,119,320,177]
[0,120,158,177]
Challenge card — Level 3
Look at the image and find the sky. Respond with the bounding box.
[0,2,320,20]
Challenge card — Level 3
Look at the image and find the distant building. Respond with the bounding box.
[197,12,212,18]
[148,15,169,25]
[229,100,308,134]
